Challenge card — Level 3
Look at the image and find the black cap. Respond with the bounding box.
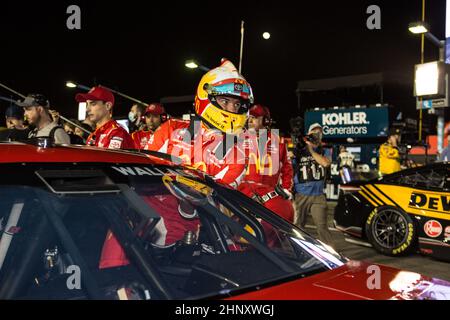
[5,104,24,119]
[388,127,401,137]
[16,94,50,108]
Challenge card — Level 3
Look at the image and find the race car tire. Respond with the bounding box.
[365,206,417,256]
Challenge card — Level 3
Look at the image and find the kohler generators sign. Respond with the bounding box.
[305,107,389,138]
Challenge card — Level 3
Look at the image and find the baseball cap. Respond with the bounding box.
[145,103,165,116]
[16,94,50,108]
[308,123,322,134]
[5,104,25,119]
[249,104,270,118]
[75,86,115,106]
[388,127,401,137]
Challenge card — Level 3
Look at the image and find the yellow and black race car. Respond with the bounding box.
[334,162,450,261]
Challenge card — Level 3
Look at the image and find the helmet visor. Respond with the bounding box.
[206,82,252,100]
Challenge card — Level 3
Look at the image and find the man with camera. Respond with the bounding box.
[292,123,334,247]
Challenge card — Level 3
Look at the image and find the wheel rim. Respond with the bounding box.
[372,209,408,249]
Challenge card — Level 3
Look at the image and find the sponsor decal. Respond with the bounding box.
[111,166,173,176]
[98,134,107,147]
[445,226,450,240]
[409,192,450,213]
[423,220,443,238]
[305,107,389,138]
[322,112,369,136]
[366,208,378,225]
[140,137,148,148]
[246,152,275,176]
[323,126,367,135]
[234,83,243,92]
[108,139,122,149]
[392,223,414,255]
[322,112,369,126]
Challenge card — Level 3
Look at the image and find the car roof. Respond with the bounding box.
[340,161,450,187]
[379,161,450,180]
[0,141,162,164]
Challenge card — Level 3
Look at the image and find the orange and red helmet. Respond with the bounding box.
[194,59,254,134]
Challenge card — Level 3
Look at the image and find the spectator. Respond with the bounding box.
[63,119,85,144]
[0,104,30,141]
[48,110,85,145]
[5,104,27,130]
[337,145,355,169]
[128,103,146,133]
[337,145,355,184]
[17,94,70,144]
[74,122,93,143]
[49,109,61,125]
[439,136,450,161]
[82,118,95,131]
[63,120,75,134]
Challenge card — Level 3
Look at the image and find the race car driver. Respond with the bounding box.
[99,59,254,268]
[145,58,252,188]
[238,104,295,223]
[131,103,167,150]
[75,86,135,149]
[378,127,402,176]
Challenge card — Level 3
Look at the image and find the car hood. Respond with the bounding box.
[229,261,450,300]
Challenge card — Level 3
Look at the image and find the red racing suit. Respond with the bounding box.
[131,129,153,150]
[86,119,136,149]
[238,131,294,222]
[145,119,247,188]
[99,118,247,269]
[99,194,200,269]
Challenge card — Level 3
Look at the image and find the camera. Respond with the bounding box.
[289,116,319,149]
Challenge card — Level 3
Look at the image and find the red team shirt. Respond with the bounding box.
[238,132,294,223]
[86,119,135,149]
[131,130,153,150]
[240,132,293,192]
[145,119,247,188]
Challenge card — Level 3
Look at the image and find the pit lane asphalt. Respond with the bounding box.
[302,201,450,282]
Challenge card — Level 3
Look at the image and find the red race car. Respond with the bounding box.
[0,139,449,300]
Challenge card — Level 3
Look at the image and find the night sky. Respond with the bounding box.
[0,0,447,133]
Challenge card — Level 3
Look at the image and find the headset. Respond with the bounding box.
[249,104,272,128]
[261,105,273,127]
[160,112,169,123]
[143,103,169,123]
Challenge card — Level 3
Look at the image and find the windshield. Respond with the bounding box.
[0,163,345,300]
